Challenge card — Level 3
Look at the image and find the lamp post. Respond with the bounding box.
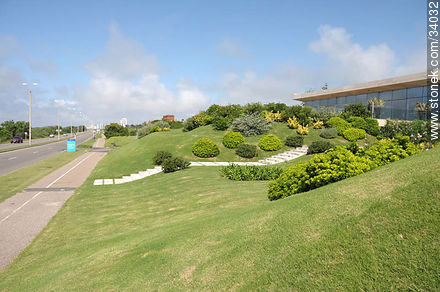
[22,82,38,145]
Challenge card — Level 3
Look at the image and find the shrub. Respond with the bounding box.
[268,147,373,200]
[360,137,419,167]
[222,132,245,149]
[285,135,303,147]
[307,140,334,154]
[287,117,300,129]
[327,117,351,134]
[341,103,370,119]
[155,120,170,130]
[243,102,265,115]
[348,116,367,130]
[183,117,197,132]
[258,134,282,151]
[220,164,283,181]
[319,127,338,139]
[347,142,360,154]
[364,118,380,136]
[342,128,366,141]
[311,106,338,124]
[212,117,230,131]
[297,125,309,135]
[264,111,282,122]
[162,157,190,173]
[313,120,324,129]
[169,121,183,129]
[192,138,220,157]
[183,111,212,132]
[150,126,161,133]
[152,151,172,165]
[236,144,258,158]
[231,113,272,136]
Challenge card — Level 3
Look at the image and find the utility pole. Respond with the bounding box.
[29,89,32,145]
[57,102,60,140]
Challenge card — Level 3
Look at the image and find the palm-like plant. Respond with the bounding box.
[367,97,386,118]
[415,102,431,120]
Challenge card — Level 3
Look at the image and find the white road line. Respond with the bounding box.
[0,152,95,224]
[7,157,16,160]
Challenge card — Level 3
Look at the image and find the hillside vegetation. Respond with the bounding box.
[0,144,438,290]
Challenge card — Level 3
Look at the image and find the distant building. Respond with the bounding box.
[162,115,175,122]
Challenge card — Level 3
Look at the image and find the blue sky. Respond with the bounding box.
[0,0,426,126]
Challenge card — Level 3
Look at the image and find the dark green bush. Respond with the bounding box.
[342,128,366,141]
[347,142,360,154]
[307,141,334,154]
[258,134,282,151]
[341,103,370,119]
[235,144,258,158]
[348,116,367,130]
[285,135,303,147]
[222,132,245,149]
[319,127,338,139]
[220,164,283,181]
[104,123,129,138]
[231,113,272,136]
[192,138,220,157]
[162,157,190,173]
[152,151,172,165]
[364,118,380,136]
[212,117,230,131]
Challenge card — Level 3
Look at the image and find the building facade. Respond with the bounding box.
[293,72,430,121]
[162,115,175,122]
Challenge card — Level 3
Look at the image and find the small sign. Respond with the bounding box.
[67,138,76,152]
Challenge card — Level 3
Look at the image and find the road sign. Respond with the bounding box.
[67,138,76,152]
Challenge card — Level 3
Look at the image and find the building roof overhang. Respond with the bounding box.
[293,72,429,102]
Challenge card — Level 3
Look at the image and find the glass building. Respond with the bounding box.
[293,72,430,121]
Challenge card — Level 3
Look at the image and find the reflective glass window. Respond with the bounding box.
[391,99,407,120]
[379,90,393,100]
[407,86,423,98]
[392,89,406,100]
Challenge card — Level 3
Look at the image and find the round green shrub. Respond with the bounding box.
[320,127,338,139]
[285,135,303,147]
[342,128,366,141]
[222,132,245,149]
[364,118,380,136]
[192,138,220,157]
[327,117,351,135]
[258,134,282,151]
[235,143,258,158]
[152,151,172,165]
[307,140,334,154]
[212,117,230,131]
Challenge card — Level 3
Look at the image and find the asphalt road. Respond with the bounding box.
[0,131,93,177]
[0,133,76,150]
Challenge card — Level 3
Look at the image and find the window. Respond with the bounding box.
[391,99,407,120]
[407,97,425,120]
[345,95,356,104]
[392,89,406,100]
[407,86,423,98]
[379,90,393,100]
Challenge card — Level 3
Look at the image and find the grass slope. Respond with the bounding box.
[93,123,352,178]
[0,146,438,290]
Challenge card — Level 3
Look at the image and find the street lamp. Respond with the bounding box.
[22,82,38,145]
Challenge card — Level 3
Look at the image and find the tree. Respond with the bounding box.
[367,98,385,119]
[415,102,431,121]
[104,123,129,138]
[0,128,12,142]
[341,104,370,119]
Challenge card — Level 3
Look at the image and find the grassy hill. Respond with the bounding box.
[93,123,352,178]
[0,143,438,290]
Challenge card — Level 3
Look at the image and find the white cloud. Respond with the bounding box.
[74,23,210,123]
[27,57,59,76]
[309,25,397,83]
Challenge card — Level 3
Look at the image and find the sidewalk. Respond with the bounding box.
[0,137,107,270]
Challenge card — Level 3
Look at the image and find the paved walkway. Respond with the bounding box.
[0,137,106,270]
[93,146,308,186]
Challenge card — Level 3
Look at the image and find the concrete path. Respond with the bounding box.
[0,136,106,271]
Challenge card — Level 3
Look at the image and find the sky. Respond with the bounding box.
[0,0,426,126]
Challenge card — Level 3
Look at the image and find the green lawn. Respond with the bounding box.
[0,145,438,290]
[93,123,364,179]
[104,135,137,148]
[0,149,88,203]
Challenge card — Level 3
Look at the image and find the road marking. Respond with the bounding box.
[0,152,95,224]
[7,157,16,160]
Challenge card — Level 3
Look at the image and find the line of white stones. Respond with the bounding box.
[93,145,308,186]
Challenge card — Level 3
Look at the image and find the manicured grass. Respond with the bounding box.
[0,147,438,290]
[0,149,88,203]
[93,123,363,178]
[104,136,137,148]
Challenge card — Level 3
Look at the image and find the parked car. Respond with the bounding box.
[10,136,23,143]
[49,134,55,138]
